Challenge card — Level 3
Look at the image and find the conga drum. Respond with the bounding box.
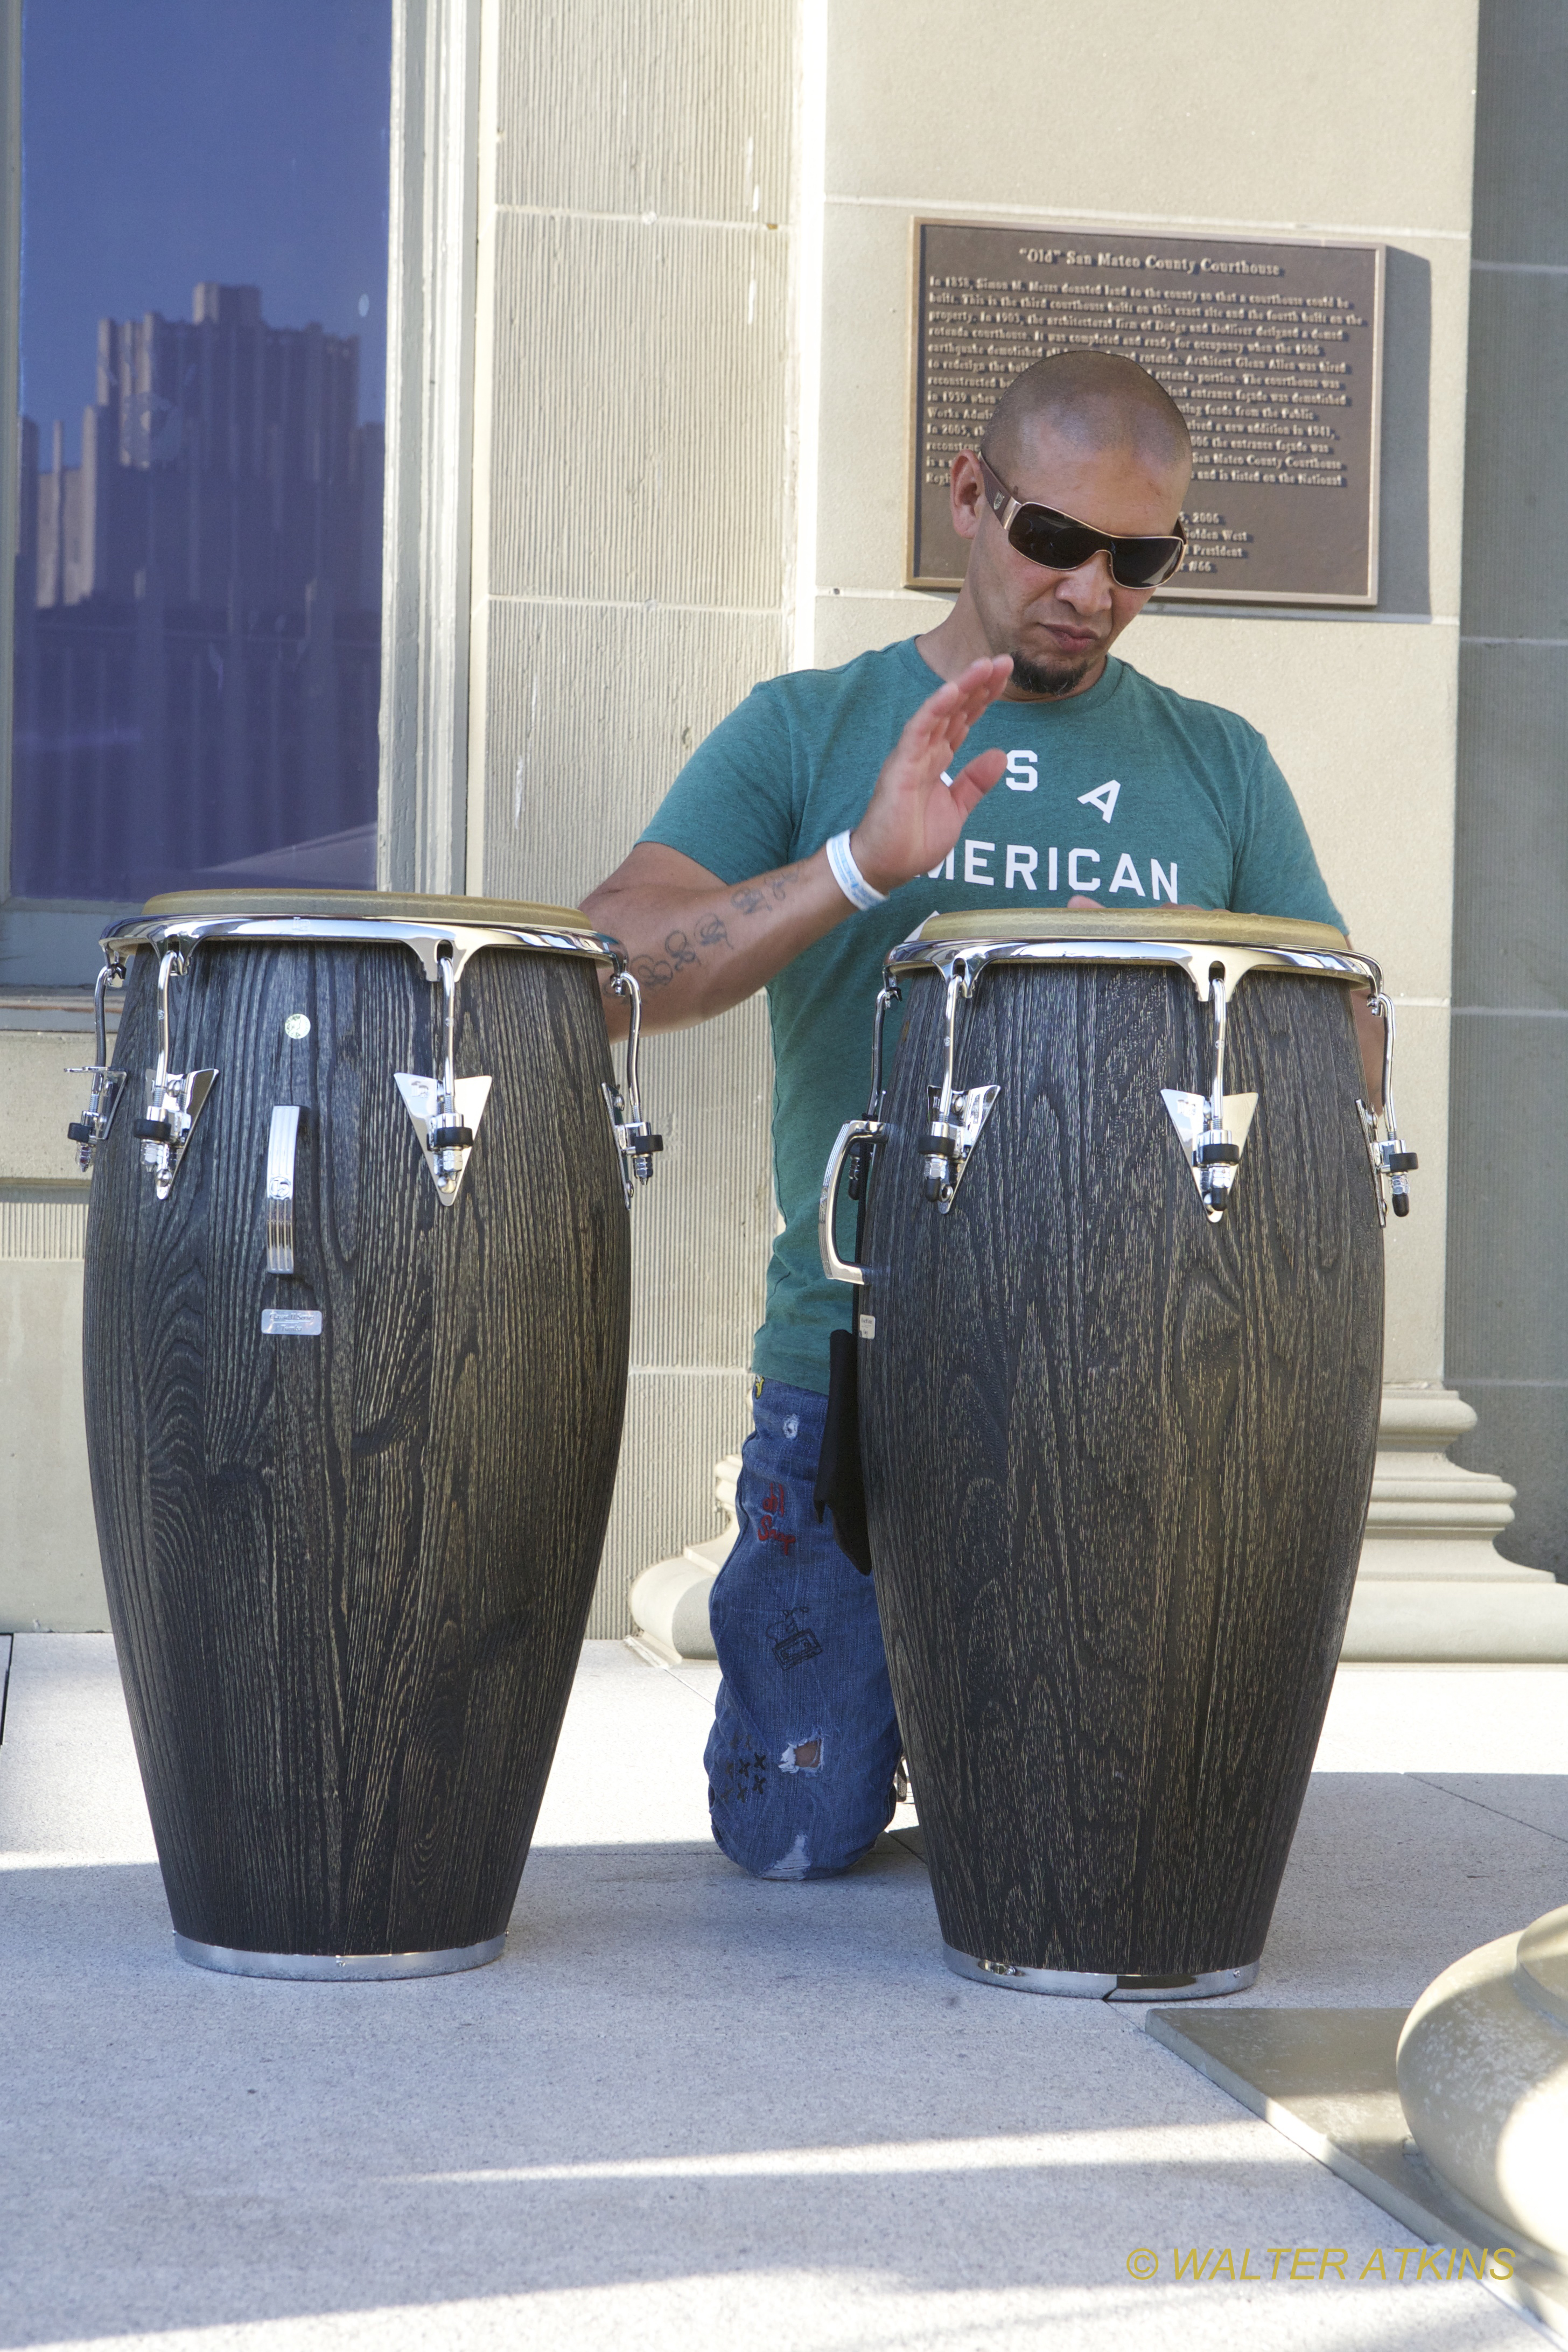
[74,890,658,1978]
[821,911,1414,1997]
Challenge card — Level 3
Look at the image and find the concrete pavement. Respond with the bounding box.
[3,1635,1565,2350]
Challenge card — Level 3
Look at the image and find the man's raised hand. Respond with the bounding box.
[849,656,1013,893]
[582,656,1015,1034]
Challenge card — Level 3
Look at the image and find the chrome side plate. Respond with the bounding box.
[394,1072,492,1207]
[930,1082,999,1215]
[1356,1098,1387,1226]
[1160,1088,1258,1223]
[141,1066,219,1201]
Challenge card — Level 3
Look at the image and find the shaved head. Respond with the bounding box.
[981,349,1192,484]
[937,349,1195,701]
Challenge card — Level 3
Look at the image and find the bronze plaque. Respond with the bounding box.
[909,220,1384,604]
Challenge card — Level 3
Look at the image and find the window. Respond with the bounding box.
[4,0,391,980]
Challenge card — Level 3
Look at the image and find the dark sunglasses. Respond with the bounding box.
[977,455,1187,590]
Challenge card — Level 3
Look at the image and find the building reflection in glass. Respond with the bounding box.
[13,283,382,902]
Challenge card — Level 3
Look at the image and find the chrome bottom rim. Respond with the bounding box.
[173,1931,506,1982]
[942,1942,1259,2001]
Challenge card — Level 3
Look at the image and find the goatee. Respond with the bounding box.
[1007,648,1099,699]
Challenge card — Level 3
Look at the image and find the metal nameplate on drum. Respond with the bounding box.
[260,1308,323,1337]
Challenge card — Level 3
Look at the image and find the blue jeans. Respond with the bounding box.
[704,1378,902,1879]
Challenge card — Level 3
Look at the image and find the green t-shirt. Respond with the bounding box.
[640,634,1342,1397]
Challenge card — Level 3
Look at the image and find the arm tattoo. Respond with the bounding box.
[629,915,736,992]
[731,862,804,920]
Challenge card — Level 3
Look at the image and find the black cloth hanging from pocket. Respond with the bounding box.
[813,1324,873,1574]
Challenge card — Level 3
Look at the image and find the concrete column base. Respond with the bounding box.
[632,1391,1564,1666]
[627,1454,741,1664]
[1341,1385,1568,1661]
[1398,1903,1568,2269]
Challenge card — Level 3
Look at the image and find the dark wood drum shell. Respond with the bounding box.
[859,960,1383,1980]
[83,937,630,1961]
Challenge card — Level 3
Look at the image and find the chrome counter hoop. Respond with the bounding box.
[99,911,625,983]
[91,913,660,1208]
[819,929,1415,1282]
[881,929,1384,998]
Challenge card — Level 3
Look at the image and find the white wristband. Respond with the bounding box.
[825,829,887,912]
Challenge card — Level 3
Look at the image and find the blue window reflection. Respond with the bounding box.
[11,2,390,905]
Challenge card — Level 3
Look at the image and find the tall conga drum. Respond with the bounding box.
[822,911,1412,1998]
[74,891,659,1978]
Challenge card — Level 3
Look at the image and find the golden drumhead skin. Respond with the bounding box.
[141,887,592,930]
[915,907,1349,951]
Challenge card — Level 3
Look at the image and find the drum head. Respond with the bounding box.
[914,906,1348,951]
[141,886,591,929]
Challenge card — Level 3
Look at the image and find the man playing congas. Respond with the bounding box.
[584,348,1378,1884]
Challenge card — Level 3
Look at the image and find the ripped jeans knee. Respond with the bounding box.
[702,1378,902,1882]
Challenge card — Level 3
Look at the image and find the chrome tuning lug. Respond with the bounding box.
[128,949,219,1200]
[1161,967,1257,1224]
[845,982,899,1201]
[395,948,491,1207]
[65,963,128,1171]
[918,1103,965,1202]
[1357,991,1418,1223]
[918,965,998,1213]
[864,981,899,1129]
[1381,1140,1419,1215]
[601,967,662,1205]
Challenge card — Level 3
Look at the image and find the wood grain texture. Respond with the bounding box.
[859,962,1384,1978]
[83,939,630,1957]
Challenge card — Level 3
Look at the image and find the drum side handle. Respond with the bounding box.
[265,1105,303,1274]
[1357,991,1418,1221]
[603,965,663,1206]
[820,1118,884,1287]
[65,961,128,1172]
